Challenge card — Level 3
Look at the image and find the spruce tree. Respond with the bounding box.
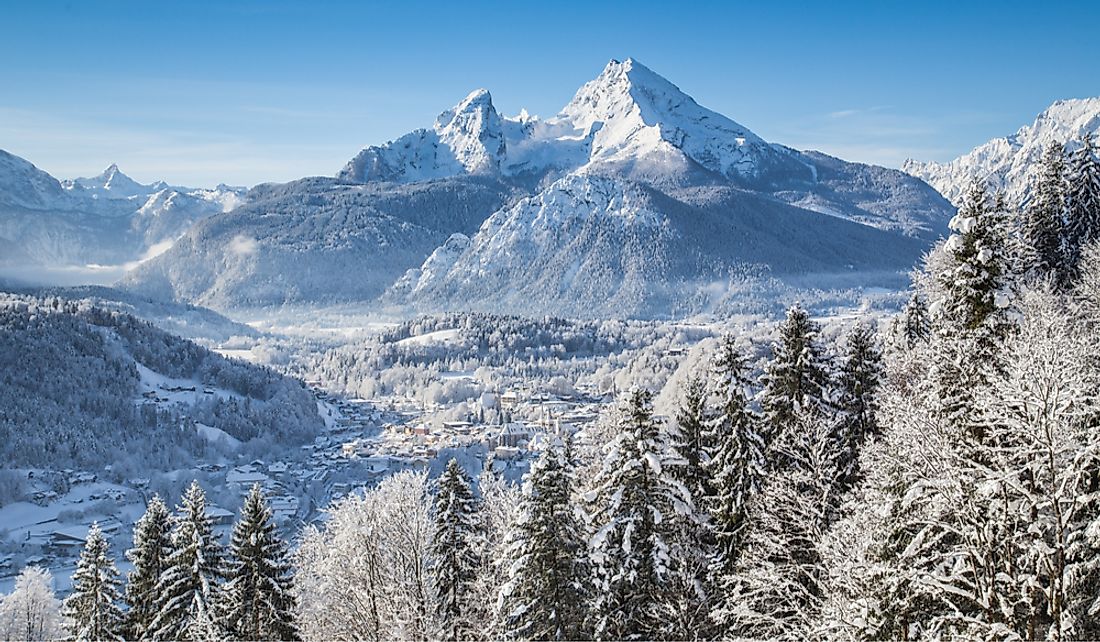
[900,292,930,348]
[498,438,588,641]
[1022,141,1067,281]
[124,495,174,640]
[931,178,1014,439]
[706,335,764,568]
[1064,133,1100,280]
[431,458,481,642]
[150,481,227,641]
[760,304,832,464]
[675,375,713,516]
[62,523,124,641]
[587,388,697,640]
[834,321,882,491]
[223,484,299,641]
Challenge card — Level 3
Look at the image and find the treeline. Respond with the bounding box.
[0,483,298,642]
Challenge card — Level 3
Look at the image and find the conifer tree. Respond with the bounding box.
[929,178,1014,440]
[1022,141,1067,281]
[834,322,882,491]
[431,458,481,642]
[150,481,227,641]
[717,410,841,639]
[935,179,1014,335]
[705,335,764,568]
[675,375,713,518]
[760,304,832,463]
[124,495,174,640]
[62,523,124,641]
[223,484,299,641]
[587,388,696,640]
[498,438,589,641]
[899,292,930,349]
[1064,133,1100,280]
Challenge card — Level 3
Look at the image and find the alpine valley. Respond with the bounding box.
[5,46,1100,642]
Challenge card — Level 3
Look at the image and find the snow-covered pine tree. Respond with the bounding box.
[150,480,227,641]
[1064,133,1100,280]
[125,495,174,640]
[62,523,124,641]
[431,458,481,642]
[223,484,299,641]
[760,304,832,465]
[928,178,1014,441]
[833,321,882,492]
[498,437,589,641]
[1022,141,1068,282]
[472,461,520,641]
[705,334,764,570]
[717,407,842,639]
[586,387,696,640]
[898,292,930,349]
[675,375,714,519]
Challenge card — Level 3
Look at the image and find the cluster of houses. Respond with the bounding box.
[336,385,606,475]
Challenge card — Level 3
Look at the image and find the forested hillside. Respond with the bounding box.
[0,294,322,471]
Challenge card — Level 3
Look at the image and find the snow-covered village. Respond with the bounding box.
[3,2,1100,641]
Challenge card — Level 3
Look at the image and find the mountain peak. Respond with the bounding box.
[433,88,506,175]
[71,163,148,196]
[556,57,778,181]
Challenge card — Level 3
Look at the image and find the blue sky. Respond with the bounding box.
[2,0,1098,187]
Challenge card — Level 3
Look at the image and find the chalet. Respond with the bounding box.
[46,529,86,555]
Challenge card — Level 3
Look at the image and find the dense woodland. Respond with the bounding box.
[2,136,1100,640]
[0,296,322,473]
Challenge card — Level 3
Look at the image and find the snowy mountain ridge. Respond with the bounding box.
[0,153,246,267]
[124,57,954,316]
[903,96,1100,205]
[341,58,806,187]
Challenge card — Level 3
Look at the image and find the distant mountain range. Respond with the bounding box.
[903,97,1100,205]
[0,151,243,267]
[111,58,952,317]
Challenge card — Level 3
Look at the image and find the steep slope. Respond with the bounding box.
[0,292,322,470]
[395,174,928,318]
[903,97,1100,205]
[340,89,507,183]
[120,176,514,309]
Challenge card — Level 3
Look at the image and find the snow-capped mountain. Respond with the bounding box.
[341,59,808,188]
[65,163,166,198]
[903,97,1100,205]
[0,151,245,268]
[123,58,952,316]
[389,173,929,317]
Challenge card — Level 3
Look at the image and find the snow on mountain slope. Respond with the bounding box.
[65,163,163,198]
[551,58,802,183]
[339,89,507,183]
[395,173,930,318]
[903,97,1100,205]
[341,59,807,188]
[0,152,246,268]
[120,176,514,310]
[118,58,952,316]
